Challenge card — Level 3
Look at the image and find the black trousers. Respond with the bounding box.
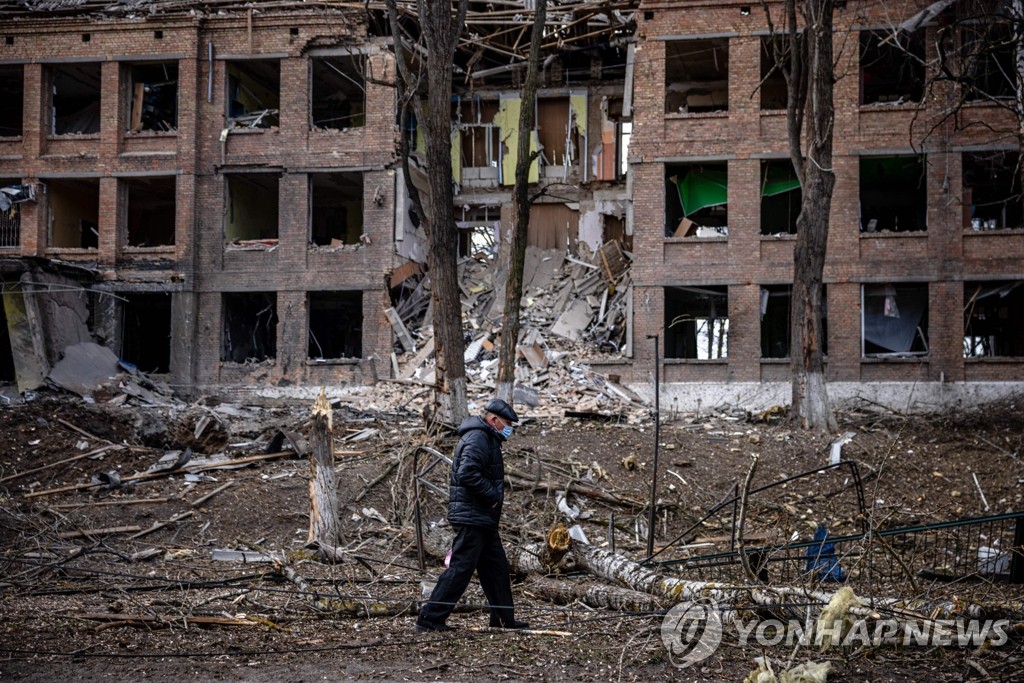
[418,524,516,627]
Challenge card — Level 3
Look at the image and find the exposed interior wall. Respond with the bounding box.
[222,291,277,363]
[494,95,539,185]
[47,178,100,248]
[456,98,499,168]
[126,176,176,246]
[225,174,279,241]
[128,61,179,132]
[51,62,102,135]
[528,203,578,253]
[0,65,24,137]
[310,172,363,246]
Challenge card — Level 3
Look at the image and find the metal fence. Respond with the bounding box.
[0,206,19,248]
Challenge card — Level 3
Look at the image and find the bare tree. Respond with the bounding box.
[495,0,548,403]
[386,0,470,424]
[764,0,839,432]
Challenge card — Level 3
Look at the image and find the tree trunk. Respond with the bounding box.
[496,0,547,404]
[307,389,341,558]
[525,578,664,612]
[422,523,570,576]
[787,0,837,432]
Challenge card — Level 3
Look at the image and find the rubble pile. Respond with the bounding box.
[382,239,648,421]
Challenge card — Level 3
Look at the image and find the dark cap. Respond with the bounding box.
[484,398,519,424]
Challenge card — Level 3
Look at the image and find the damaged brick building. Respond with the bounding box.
[1,0,1022,410]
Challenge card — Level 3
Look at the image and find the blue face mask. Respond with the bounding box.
[500,424,514,439]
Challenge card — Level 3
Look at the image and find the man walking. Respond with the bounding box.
[415,398,529,632]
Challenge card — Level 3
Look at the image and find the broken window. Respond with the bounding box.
[125,176,176,247]
[761,159,801,235]
[665,38,729,114]
[0,65,23,137]
[594,97,630,181]
[46,177,100,248]
[860,30,924,105]
[759,36,788,110]
[859,155,927,233]
[222,291,277,363]
[0,178,26,249]
[862,283,929,357]
[964,281,1024,357]
[963,150,1022,230]
[456,206,500,258]
[760,284,828,359]
[311,55,365,130]
[50,62,101,135]
[226,60,280,129]
[454,97,500,170]
[308,291,362,360]
[119,292,171,374]
[127,62,178,132]
[665,286,728,359]
[963,23,1015,102]
[310,172,363,246]
[225,173,279,243]
[666,162,728,237]
[537,97,582,169]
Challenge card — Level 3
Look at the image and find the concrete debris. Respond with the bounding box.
[46,342,120,397]
[387,241,644,421]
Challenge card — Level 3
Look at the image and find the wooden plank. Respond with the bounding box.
[383,306,416,352]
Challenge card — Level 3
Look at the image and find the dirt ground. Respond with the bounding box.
[1,390,1022,682]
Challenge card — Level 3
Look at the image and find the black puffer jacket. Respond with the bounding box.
[447,416,506,528]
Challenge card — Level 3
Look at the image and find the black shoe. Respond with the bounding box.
[414,620,456,633]
[491,620,529,630]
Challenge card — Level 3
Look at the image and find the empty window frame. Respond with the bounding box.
[860,30,925,105]
[862,283,929,357]
[665,285,728,359]
[0,177,24,249]
[537,97,582,168]
[310,172,363,246]
[0,65,24,137]
[225,173,279,242]
[666,162,728,237]
[125,176,175,247]
[222,291,277,363]
[665,38,729,114]
[859,156,927,233]
[311,55,365,130]
[226,60,280,129]
[760,284,828,359]
[456,206,500,258]
[962,23,1015,101]
[964,281,1024,357]
[47,177,100,248]
[761,159,801,235]
[119,292,171,373]
[127,62,178,132]
[308,291,362,360]
[963,150,1022,229]
[50,63,102,135]
[455,97,500,169]
[759,36,788,110]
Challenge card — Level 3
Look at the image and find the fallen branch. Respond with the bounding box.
[0,445,120,484]
[524,577,663,612]
[56,525,142,539]
[128,510,194,540]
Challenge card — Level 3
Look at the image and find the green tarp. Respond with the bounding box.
[673,167,800,216]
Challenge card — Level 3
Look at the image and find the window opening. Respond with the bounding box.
[963,23,1015,101]
[226,60,280,129]
[222,291,277,362]
[454,97,500,171]
[963,150,1022,230]
[128,62,178,132]
[860,30,924,105]
[308,291,362,360]
[862,283,929,357]
[666,162,728,237]
[311,55,365,130]
[963,281,1024,357]
[759,36,788,110]
[125,176,175,247]
[0,65,24,137]
[51,62,101,135]
[760,284,828,358]
[310,172,363,246]
[761,159,801,235]
[859,156,927,232]
[0,179,32,249]
[47,177,100,248]
[665,38,729,114]
[120,292,171,374]
[225,173,279,244]
[665,285,729,359]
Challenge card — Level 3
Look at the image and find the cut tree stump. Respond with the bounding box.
[308,388,343,562]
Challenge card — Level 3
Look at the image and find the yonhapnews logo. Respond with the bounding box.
[660,599,1010,670]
